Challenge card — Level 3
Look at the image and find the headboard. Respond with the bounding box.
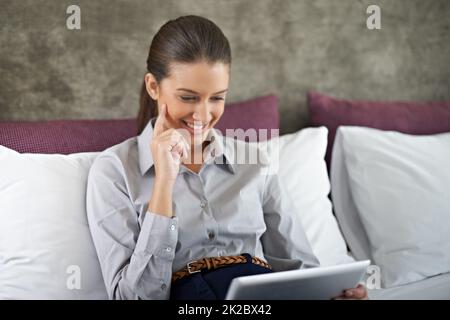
[1,0,449,134]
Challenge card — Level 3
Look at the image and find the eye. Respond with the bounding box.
[180,96,197,102]
[180,96,224,102]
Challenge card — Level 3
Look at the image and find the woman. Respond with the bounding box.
[86,15,367,300]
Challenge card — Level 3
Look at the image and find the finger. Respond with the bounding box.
[344,286,366,299]
[153,103,167,136]
[167,132,188,159]
[180,135,191,161]
[171,149,181,165]
[344,289,355,298]
[170,131,190,153]
[171,143,184,157]
[178,144,188,158]
[354,284,368,299]
[175,128,191,152]
[175,141,189,163]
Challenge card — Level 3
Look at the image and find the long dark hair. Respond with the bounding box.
[137,15,232,135]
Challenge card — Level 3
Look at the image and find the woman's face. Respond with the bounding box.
[145,61,230,146]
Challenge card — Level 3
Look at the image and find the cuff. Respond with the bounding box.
[135,211,179,260]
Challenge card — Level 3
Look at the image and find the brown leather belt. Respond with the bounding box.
[172,255,272,282]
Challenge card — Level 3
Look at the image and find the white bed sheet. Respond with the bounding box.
[368,272,450,300]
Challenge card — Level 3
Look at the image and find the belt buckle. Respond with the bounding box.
[187,260,201,274]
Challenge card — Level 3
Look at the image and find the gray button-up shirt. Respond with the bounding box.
[86,118,319,300]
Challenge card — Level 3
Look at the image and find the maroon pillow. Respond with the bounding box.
[0,118,137,154]
[308,91,450,167]
[215,94,279,141]
[0,95,279,154]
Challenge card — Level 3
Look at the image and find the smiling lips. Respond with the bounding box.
[181,120,209,132]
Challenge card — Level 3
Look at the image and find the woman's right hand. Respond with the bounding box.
[151,104,190,184]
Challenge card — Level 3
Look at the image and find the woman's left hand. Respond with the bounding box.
[333,283,368,300]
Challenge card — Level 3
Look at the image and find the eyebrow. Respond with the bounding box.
[176,88,228,95]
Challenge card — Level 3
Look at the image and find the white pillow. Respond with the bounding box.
[0,127,350,299]
[258,127,353,266]
[0,146,107,299]
[332,126,450,287]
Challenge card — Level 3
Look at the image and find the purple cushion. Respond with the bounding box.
[0,119,137,154]
[308,91,450,167]
[215,94,279,141]
[0,95,279,154]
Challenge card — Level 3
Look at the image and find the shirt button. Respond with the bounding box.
[166,247,172,253]
[161,283,167,291]
[200,201,207,209]
[208,231,215,240]
[170,224,176,231]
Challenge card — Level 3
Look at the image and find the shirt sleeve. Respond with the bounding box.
[261,171,320,271]
[86,154,178,300]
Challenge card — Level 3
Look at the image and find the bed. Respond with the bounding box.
[1,92,449,299]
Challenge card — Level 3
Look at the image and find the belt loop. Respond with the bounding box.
[205,258,212,270]
[241,253,252,264]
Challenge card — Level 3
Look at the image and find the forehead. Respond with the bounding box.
[164,61,230,94]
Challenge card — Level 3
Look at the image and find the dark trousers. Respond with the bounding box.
[170,253,273,300]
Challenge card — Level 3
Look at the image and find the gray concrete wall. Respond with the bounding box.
[1,0,449,133]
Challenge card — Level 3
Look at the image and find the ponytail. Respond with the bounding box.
[137,79,158,135]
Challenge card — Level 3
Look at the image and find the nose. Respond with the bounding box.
[192,101,210,123]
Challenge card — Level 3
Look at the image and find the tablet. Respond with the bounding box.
[225,260,370,300]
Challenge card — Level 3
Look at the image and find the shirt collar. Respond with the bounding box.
[137,118,156,176]
[137,118,235,176]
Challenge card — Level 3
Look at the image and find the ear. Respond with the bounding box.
[144,73,159,100]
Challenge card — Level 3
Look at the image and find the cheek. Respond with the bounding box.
[167,101,189,121]
[212,104,225,119]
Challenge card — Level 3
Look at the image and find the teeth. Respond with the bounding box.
[185,121,206,130]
